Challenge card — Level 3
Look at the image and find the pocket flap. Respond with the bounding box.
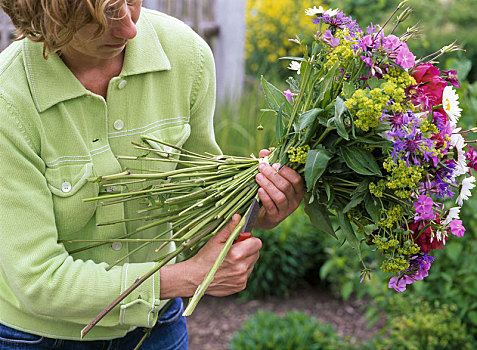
[46,163,94,198]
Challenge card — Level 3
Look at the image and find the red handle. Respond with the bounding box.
[236,232,252,242]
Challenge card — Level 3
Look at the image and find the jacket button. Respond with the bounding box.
[112,242,122,251]
[114,120,124,130]
[118,80,127,89]
[61,182,72,193]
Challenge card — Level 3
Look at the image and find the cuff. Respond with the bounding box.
[118,263,162,328]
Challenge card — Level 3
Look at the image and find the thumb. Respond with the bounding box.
[259,149,271,158]
[210,214,242,244]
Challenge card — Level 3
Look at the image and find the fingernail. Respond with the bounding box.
[256,173,264,182]
[258,163,267,172]
[272,163,280,171]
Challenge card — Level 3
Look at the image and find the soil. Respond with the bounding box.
[184,285,385,350]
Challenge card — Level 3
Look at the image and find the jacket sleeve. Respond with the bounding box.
[181,35,222,157]
[0,94,162,331]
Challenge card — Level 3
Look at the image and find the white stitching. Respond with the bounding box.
[121,264,129,325]
[108,117,189,138]
[147,263,157,327]
[23,41,42,112]
[108,117,189,136]
[45,145,111,167]
[47,163,93,193]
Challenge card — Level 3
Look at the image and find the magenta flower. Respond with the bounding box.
[450,219,465,237]
[465,146,477,172]
[283,89,297,103]
[322,29,340,47]
[442,70,461,88]
[383,34,402,52]
[395,44,415,70]
[414,195,435,221]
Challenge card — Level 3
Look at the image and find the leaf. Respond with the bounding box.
[341,281,354,300]
[298,108,323,131]
[328,97,349,140]
[343,182,368,214]
[261,76,292,116]
[304,200,337,239]
[304,148,332,191]
[365,194,381,222]
[342,82,355,99]
[337,210,362,259]
[367,76,382,89]
[340,146,382,176]
[315,62,339,105]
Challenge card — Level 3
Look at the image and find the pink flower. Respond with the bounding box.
[395,44,415,70]
[412,63,447,107]
[466,146,477,172]
[450,219,465,237]
[283,89,297,103]
[414,195,435,221]
[383,34,402,51]
[322,29,340,47]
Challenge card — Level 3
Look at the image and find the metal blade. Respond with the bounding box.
[241,198,261,233]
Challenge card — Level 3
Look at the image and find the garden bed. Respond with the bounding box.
[185,285,385,350]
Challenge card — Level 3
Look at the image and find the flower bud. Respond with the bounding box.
[397,0,409,10]
[440,40,464,54]
[257,125,264,131]
[397,7,412,23]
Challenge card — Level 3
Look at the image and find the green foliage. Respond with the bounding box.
[239,205,325,300]
[229,311,354,350]
[371,299,474,350]
[214,82,276,157]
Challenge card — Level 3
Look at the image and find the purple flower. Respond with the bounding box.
[322,29,340,47]
[442,70,461,88]
[389,254,435,292]
[391,128,438,166]
[414,195,435,221]
[388,275,413,292]
[450,219,465,237]
[360,55,373,67]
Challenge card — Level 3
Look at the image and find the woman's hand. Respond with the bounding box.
[160,215,261,298]
[254,149,305,230]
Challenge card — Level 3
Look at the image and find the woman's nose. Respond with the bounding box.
[111,6,138,40]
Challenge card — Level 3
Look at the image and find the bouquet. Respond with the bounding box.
[80,1,476,337]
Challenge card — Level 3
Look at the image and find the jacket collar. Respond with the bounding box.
[23,11,171,112]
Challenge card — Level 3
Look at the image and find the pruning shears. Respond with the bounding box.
[236,198,261,242]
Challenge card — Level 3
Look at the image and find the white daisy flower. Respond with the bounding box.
[288,61,301,75]
[450,130,469,178]
[305,6,340,17]
[305,6,325,16]
[442,206,461,226]
[456,176,476,206]
[442,86,462,127]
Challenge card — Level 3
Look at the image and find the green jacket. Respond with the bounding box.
[0,8,220,340]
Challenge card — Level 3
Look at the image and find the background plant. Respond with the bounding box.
[245,0,322,79]
[229,311,354,350]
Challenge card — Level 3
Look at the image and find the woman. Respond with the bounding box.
[0,0,304,348]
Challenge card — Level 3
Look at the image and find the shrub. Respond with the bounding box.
[229,311,354,350]
[239,205,326,300]
[245,0,321,79]
[371,299,474,350]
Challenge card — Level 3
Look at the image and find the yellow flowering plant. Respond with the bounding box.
[79,2,476,338]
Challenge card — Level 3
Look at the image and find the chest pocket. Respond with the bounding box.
[141,123,191,173]
[45,163,99,237]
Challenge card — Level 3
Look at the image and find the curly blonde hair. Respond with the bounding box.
[0,0,128,57]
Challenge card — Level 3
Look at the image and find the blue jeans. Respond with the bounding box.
[0,298,188,350]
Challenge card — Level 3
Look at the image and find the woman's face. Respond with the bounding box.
[64,0,142,61]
